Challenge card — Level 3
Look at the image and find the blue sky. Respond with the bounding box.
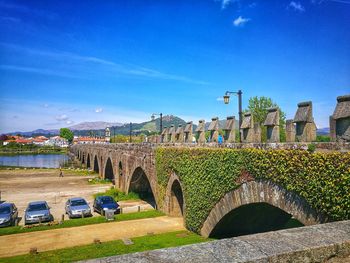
[0,0,349,133]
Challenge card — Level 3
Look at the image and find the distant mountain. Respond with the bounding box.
[8,129,59,136]
[69,121,123,131]
[317,127,330,135]
[107,115,189,136]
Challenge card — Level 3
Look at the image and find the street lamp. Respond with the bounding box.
[223,90,243,142]
[151,113,163,142]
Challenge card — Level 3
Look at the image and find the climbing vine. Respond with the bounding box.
[155,148,350,233]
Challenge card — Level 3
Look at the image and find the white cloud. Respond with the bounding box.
[95,108,103,113]
[66,120,74,125]
[233,16,251,27]
[216,97,224,101]
[221,0,232,9]
[55,114,69,121]
[0,43,210,85]
[289,1,305,12]
[43,103,49,108]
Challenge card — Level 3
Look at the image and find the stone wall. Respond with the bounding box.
[80,220,350,263]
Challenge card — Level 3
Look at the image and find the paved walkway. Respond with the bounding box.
[0,216,184,258]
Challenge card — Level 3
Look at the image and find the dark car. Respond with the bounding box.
[24,201,53,225]
[65,197,92,218]
[0,203,18,227]
[93,196,120,215]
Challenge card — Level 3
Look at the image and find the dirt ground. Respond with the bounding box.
[0,216,185,258]
[0,169,153,225]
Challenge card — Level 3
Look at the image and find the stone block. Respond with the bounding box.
[293,101,316,142]
[223,116,236,143]
[195,120,206,144]
[175,125,184,143]
[184,121,193,143]
[264,107,280,143]
[332,95,350,142]
[286,119,295,142]
[168,125,176,143]
[330,115,336,142]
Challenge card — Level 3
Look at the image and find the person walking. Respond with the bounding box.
[192,135,196,144]
[218,134,223,146]
[59,167,63,177]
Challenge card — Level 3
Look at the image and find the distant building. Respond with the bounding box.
[45,136,69,147]
[32,136,49,146]
[73,136,106,144]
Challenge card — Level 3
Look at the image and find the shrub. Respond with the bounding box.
[156,148,350,233]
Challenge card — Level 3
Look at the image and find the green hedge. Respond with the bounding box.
[156,148,350,233]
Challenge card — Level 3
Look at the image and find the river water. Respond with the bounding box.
[0,154,70,168]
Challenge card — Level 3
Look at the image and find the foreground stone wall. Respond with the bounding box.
[80,220,350,263]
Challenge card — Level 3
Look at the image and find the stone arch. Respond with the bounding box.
[82,153,85,164]
[86,154,91,168]
[165,173,185,217]
[118,161,123,189]
[128,167,156,208]
[93,155,99,173]
[200,180,326,238]
[104,157,115,185]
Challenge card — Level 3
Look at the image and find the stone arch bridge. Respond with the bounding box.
[71,143,341,237]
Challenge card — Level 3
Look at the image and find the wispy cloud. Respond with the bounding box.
[0,64,81,79]
[221,0,233,9]
[216,97,224,101]
[233,16,251,27]
[55,114,69,121]
[95,108,103,113]
[288,1,305,12]
[0,43,210,85]
[313,0,350,4]
[0,16,21,23]
[0,1,57,20]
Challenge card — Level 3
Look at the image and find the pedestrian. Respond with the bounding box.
[218,134,223,146]
[192,135,196,144]
[59,167,63,177]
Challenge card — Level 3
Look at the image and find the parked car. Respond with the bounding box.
[65,197,92,218]
[93,196,120,215]
[0,203,18,227]
[24,201,53,225]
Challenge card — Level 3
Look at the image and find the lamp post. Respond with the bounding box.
[223,90,243,142]
[151,113,163,143]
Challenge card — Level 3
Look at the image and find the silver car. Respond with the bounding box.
[24,201,53,225]
[65,197,92,219]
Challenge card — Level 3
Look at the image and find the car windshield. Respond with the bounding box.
[100,197,115,204]
[28,203,47,211]
[0,207,11,214]
[71,199,87,206]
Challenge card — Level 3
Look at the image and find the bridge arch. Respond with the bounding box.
[118,161,123,189]
[104,157,115,185]
[128,167,156,208]
[93,155,99,173]
[82,153,85,164]
[86,154,91,168]
[200,180,326,238]
[165,173,185,217]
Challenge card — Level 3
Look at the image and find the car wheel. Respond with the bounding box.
[101,210,105,216]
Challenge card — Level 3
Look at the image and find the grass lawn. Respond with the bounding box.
[0,230,210,263]
[0,210,163,236]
